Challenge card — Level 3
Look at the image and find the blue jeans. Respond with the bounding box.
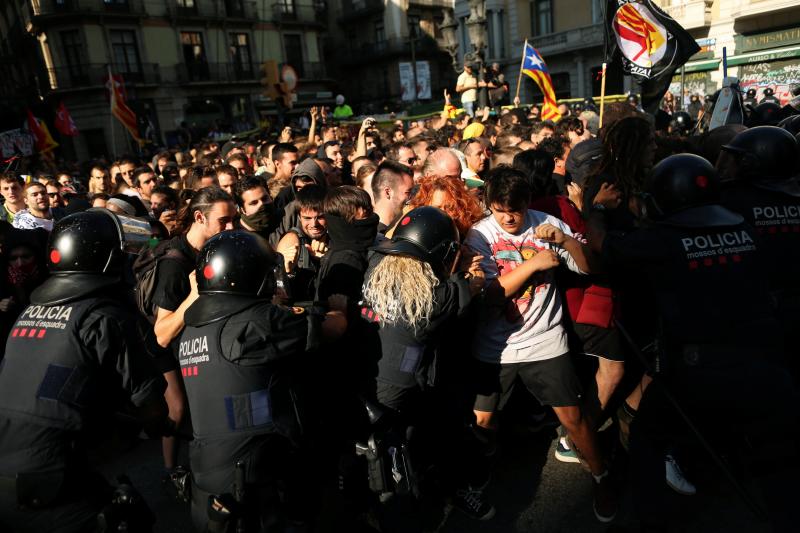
[463,100,475,117]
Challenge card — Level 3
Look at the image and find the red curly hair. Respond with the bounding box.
[410,176,484,238]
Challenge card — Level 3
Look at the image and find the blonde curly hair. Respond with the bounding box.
[363,255,439,330]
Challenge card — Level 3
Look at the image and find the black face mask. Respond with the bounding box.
[240,204,274,232]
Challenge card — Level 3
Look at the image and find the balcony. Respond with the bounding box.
[729,0,800,20]
[166,0,222,19]
[408,0,451,7]
[176,62,259,84]
[529,23,604,57]
[340,35,440,66]
[299,61,328,79]
[659,0,712,30]
[272,1,327,25]
[339,0,383,21]
[30,0,146,17]
[225,0,257,18]
[46,62,160,90]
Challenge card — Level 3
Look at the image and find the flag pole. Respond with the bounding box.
[599,62,608,129]
[514,39,528,107]
[107,65,117,159]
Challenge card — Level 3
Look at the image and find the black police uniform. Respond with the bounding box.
[179,231,323,531]
[0,210,166,533]
[600,155,794,528]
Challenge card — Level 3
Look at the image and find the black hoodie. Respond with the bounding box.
[315,213,379,303]
[269,158,328,246]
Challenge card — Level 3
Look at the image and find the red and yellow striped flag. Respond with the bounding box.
[107,67,142,144]
[521,43,561,121]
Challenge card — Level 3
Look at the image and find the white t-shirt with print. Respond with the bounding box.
[464,210,584,364]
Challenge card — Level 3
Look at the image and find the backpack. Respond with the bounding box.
[132,238,193,321]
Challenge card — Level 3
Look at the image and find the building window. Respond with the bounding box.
[283,34,304,78]
[110,29,141,77]
[374,21,386,45]
[181,31,208,81]
[230,33,252,79]
[60,30,86,82]
[530,0,553,36]
[176,0,197,15]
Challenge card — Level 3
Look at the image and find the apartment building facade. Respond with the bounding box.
[0,0,334,160]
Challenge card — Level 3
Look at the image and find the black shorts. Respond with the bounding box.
[573,323,625,362]
[473,354,583,411]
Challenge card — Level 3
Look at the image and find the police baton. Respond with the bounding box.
[613,318,768,522]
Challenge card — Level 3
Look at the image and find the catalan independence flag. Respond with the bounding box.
[521,43,561,121]
[107,66,142,145]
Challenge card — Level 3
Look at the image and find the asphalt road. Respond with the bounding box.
[93,419,785,533]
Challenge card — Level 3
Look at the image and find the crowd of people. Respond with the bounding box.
[0,77,799,533]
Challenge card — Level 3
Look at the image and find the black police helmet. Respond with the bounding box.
[778,114,800,137]
[721,126,800,186]
[747,102,782,127]
[647,154,743,227]
[372,206,460,276]
[671,111,694,134]
[627,94,639,105]
[197,230,278,297]
[763,87,775,97]
[48,209,126,275]
[746,88,757,98]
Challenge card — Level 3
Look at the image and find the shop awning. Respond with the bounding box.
[727,45,800,66]
[683,58,721,73]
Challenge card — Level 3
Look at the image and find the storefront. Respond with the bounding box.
[730,27,800,106]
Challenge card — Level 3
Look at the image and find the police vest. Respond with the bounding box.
[722,184,800,292]
[360,307,433,391]
[179,303,303,445]
[0,297,111,431]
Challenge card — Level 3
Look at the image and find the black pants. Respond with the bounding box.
[630,358,796,529]
[376,382,488,491]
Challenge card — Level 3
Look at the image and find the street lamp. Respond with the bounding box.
[440,1,489,73]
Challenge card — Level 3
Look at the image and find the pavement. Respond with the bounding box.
[92,418,787,533]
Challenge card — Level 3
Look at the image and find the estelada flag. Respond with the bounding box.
[107,67,142,144]
[521,43,561,121]
[26,110,59,153]
[54,102,79,137]
[606,0,699,114]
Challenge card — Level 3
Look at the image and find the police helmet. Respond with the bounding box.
[778,114,800,137]
[627,94,639,106]
[47,208,146,275]
[747,102,782,127]
[371,206,460,276]
[196,230,278,297]
[670,111,694,134]
[746,88,757,98]
[720,126,800,196]
[763,87,775,97]
[647,154,743,227]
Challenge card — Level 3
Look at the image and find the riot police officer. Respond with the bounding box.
[718,126,800,375]
[179,230,346,531]
[670,111,694,136]
[761,87,781,105]
[362,207,493,521]
[0,209,170,532]
[591,154,794,530]
[743,88,758,109]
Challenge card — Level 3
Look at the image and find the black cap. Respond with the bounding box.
[565,138,602,186]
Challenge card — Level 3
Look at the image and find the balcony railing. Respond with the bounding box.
[299,61,327,79]
[176,62,259,84]
[659,0,712,30]
[225,0,257,18]
[167,0,222,18]
[31,0,146,16]
[339,0,383,20]
[47,62,160,90]
[729,0,799,20]
[529,23,604,56]
[339,36,440,66]
[272,1,327,24]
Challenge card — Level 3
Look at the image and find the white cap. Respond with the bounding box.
[335,94,345,106]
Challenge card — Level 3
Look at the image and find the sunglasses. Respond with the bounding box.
[48,192,60,198]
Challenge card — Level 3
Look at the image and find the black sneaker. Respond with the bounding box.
[452,486,496,520]
[592,470,617,523]
[162,465,191,503]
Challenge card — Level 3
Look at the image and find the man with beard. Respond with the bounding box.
[12,182,54,232]
[234,177,276,242]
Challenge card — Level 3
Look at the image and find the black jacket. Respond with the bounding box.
[315,213,379,303]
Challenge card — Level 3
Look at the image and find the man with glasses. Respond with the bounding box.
[385,142,419,169]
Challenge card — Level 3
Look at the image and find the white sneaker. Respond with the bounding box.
[665,454,696,496]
